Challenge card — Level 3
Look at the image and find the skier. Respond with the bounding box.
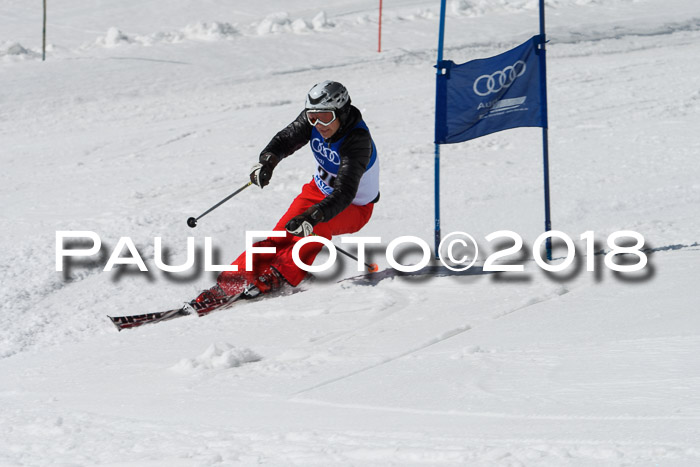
[191,80,379,309]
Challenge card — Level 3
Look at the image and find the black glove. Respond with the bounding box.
[250,153,279,188]
[286,206,324,237]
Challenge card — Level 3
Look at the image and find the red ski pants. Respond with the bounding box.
[218,180,374,291]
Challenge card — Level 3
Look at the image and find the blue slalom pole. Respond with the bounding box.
[434,0,447,259]
[538,0,552,261]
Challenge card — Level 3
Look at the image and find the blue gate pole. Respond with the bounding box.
[539,0,552,261]
[434,0,447,259]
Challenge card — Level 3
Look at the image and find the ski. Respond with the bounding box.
[109,265,491,331]
[341,264,491,286]
[108,293,243,331]
[108,308,191,331]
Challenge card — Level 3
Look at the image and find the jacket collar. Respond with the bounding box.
[325,106,361,143]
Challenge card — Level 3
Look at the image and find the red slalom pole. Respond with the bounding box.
[378,0,383,52]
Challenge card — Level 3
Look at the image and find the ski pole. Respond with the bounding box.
[338,244,379,273]
[312,233,379,273]
[187,180,252,228]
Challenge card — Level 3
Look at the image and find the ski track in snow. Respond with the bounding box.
[291,280,574,396]
[4,405,697,466]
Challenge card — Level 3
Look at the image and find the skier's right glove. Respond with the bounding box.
[250,153,279,188]
[285,206,324,237]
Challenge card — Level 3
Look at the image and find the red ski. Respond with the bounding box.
[108,293,243,331]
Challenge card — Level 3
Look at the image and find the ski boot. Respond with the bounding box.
[242,267,286,299]
[185,284,234,315]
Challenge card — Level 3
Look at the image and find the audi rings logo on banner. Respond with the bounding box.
[311,138,340,164]
[473,60,527,97]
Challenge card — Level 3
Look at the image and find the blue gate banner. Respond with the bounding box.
[435,35,545,144]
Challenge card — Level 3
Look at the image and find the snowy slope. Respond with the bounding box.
[1,0,700,465]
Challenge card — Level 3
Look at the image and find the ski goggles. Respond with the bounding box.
[306,110,336,126]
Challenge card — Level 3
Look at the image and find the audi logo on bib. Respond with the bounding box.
[311,137,340,164]
[473,60,527,97]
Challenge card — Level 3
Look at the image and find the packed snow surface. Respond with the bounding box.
[1,0,699,465]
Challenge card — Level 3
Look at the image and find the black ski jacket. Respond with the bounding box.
[260,105,377,222]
